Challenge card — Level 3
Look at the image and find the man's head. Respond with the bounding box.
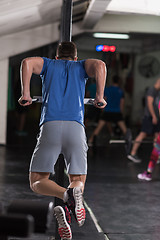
[112,75,121,85]
[56,41,77,61]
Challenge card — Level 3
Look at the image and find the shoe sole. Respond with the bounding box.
[73,187,86,227]
[127,155,141,163]
[54,206,72,240]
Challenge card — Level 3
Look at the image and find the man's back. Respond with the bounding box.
[39,58,88,126]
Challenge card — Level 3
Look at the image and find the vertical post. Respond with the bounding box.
[54,154,65,207]
[55,0,73,197]
[54,156,65,240]
[54,1,73,239]
[60,0,73,42]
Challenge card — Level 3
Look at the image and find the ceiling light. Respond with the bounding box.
[93,33,129,39]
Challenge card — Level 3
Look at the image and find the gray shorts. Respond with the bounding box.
[29,121,88,174]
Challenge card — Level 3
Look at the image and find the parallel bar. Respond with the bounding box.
[32,96,98,105]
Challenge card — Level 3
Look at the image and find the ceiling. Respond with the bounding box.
[0,0,160,57]
[0,0,90,37]
[1,0,160,37]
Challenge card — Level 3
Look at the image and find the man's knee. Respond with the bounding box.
[29,172,50,193]
[70,175,80,182]
[69,174,86,191]
[69,174,86,182]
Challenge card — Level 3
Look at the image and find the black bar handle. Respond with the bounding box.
[87,99,104,107]
[97,102,104,107]
[21,99,38,105]
[21,100,28,104]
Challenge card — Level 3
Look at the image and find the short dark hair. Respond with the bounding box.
[113,75,120,84]
[56,41,77,60]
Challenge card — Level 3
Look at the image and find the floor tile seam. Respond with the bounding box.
[84,200,110,240]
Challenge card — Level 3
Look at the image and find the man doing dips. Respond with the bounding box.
[19,41,107,239]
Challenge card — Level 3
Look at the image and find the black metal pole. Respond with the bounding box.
[55,0,73,198]
[55,0,73,199]
[55,1,73,239]
[60,0,73,42]
[54,154,65,207]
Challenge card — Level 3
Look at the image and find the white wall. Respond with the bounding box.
[0,22,60,145]
[0,22,59,61]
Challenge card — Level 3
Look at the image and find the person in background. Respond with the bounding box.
[137,99,160,181]
[128,78,160,163]
[18,41,107,240]
[88,75,130,146]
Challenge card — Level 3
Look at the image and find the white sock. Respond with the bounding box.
[63,189,69,202]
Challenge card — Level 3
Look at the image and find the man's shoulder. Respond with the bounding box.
[42,57,53,61]
[72,60,86,69]
[42,57,55,65]
[76,59,86,64]
[147,86,156,95]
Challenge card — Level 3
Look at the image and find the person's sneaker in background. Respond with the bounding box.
[137,171,152,181]
[127,154,142,163]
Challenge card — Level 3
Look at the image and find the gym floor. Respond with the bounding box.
[1,130,160,240]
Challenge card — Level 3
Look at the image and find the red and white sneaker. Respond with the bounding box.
[65,187,86,227]
[54,205,72,240]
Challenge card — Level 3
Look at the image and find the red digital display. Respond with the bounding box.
[96,45,116,52]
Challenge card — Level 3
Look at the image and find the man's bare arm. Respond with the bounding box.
[120,98,125,113]
[147,96,157,124]
[19,57,44,106]
[85,59,107,108]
